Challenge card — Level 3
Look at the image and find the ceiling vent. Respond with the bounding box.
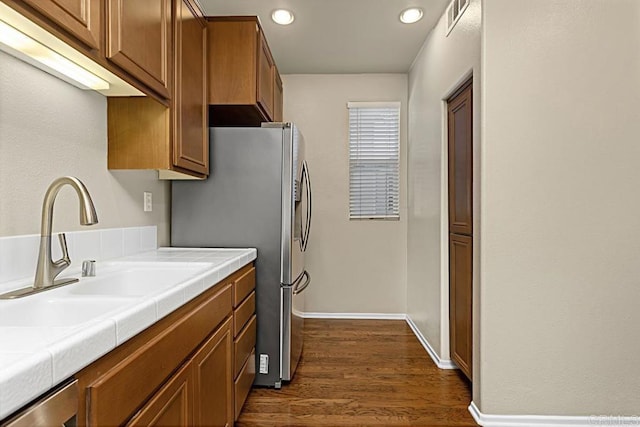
[446,0,469,36]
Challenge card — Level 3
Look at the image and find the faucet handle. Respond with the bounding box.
[82,260,96,277]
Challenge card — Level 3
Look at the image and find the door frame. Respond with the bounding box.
[439,70,478,378]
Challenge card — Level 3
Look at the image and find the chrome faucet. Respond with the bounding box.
[0,177,98,299]
[34,176,98,288]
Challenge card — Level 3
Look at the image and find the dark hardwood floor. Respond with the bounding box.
[237,319,478,427]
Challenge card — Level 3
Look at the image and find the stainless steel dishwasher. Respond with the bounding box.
[0,380,78,427]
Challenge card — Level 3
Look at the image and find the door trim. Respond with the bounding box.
[439,70,475,363]
[446,75,473,381]
[440,71,475,374]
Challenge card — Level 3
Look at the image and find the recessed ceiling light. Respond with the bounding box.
[271,9,294,25]
[399,7,424,24]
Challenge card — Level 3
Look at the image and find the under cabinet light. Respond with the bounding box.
[271,9,295,25]
[0,20,109,90]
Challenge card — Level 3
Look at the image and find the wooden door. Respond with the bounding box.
[447,79,473,381]
[173,0,208,175]
[107,0,171,98]
[192,318,233,427]
[256,30,274,120]
[126,362,193,427]
[21,0,101,51]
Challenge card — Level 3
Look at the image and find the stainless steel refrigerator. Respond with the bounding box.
[171,123,312,388]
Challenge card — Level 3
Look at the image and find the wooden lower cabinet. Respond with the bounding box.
[127,317,234,427]
[234,349,255,420]
[126,362,193,427]
[231,267,256,420]
[75,263,256,427]
[192,318,234,427]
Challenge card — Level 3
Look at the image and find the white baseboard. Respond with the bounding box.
[469,401,639,427]
[405,315,458,370]
[302,312,407,320]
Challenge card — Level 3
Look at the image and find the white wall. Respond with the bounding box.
[282,74,407,315]
[0,51,170,244]
[480,0,640,416]
[406,0,481,375]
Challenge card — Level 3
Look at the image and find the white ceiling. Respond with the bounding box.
[199,0,450,74]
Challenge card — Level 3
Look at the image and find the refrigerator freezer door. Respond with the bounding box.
[281,270,310,381]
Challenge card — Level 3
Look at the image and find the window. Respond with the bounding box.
[348,101,400,220]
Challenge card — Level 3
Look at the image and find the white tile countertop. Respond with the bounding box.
[0,247,257,420]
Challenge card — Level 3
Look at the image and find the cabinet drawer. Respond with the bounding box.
[234,291,255,337]
[234,348,255,421]
[87,284,232,426]
[234,315,256,378]
[233,267,255,307]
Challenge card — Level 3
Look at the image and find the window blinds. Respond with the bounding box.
[348,102,400,220]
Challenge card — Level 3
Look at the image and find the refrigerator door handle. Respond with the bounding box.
[301,161,312,252]
[293,270,311,295]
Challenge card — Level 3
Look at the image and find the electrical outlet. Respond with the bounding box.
[259,354,269,374]
[144,192,152,212]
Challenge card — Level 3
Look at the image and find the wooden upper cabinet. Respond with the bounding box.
[173,0,208,175]
[207,17,283,126]
[273,68,283,122]
[107,0,208,179]
[207,19,257,106]
[19,0,102,51]
[106,0,171,98]
[256,30,274,120]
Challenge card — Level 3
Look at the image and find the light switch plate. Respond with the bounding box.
[143,192,152,212]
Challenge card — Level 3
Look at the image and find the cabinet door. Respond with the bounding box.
[273,69,283,122]
[173,0,208,175]
[256,30,274,120]
[21,0,101,50]
[207,20,257,105]
[126,362,193,427]
[192,317,233,427]
[107,0,171,98]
